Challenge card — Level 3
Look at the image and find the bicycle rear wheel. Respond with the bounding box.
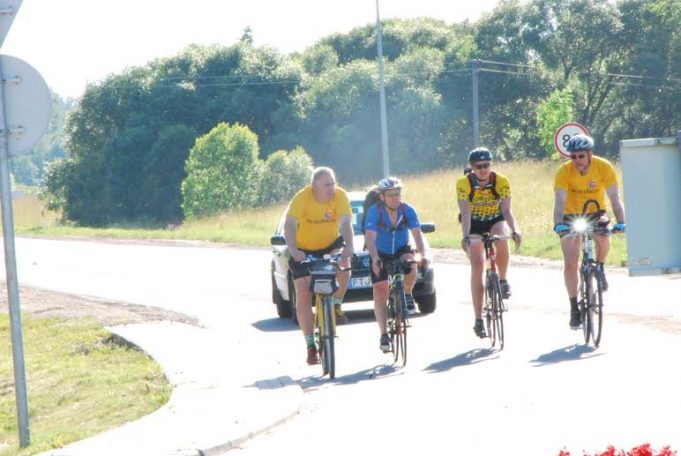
[587,268,604,346]
[320,297,336,378]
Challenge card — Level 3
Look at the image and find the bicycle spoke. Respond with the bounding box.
[589,269,604,346]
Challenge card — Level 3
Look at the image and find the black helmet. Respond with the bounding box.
[468,147,493,163]
[377,176,403,192]
[566,134,594,153]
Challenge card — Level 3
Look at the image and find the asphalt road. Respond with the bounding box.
[4,237,681,455]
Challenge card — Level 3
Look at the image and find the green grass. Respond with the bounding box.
[0,314,171,455]
[11,160,627,266]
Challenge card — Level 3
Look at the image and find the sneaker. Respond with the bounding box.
[334,305,347,324]
[380,333,392,353]
[306,346,319,365]
[473,319,486,338]
[500,280,511,299]
[405,294,417,315]
[569,310,582,330]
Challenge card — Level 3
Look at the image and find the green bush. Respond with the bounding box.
[259,147,313,205]
[181,122,262,219]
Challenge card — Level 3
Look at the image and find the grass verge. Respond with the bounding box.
[0,314,170,455]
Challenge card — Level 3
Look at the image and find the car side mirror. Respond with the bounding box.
[421,223,436,234]
[270,235,286,246]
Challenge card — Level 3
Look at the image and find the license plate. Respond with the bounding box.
[349,276,371,289]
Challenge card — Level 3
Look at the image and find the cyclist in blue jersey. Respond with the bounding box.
[364,177,428,353]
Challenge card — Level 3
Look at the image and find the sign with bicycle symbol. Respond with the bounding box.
[554,122,590,158]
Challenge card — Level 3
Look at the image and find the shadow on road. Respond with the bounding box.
[251,318,299,332]
[530,344,602,366]
[423,348,497,373]
[297,364,404,390]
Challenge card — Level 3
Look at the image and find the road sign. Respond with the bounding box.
[554,122,590,158]
[0,54,51,156]
[0,1,21,46]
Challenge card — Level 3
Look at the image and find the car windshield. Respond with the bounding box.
[351,200,364,235]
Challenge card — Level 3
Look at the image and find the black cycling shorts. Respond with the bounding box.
[288,236,345,280]
[370,244,414,284]
[470,215,505,236]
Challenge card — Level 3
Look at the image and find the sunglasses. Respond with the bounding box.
[570,153,587,160]
[384,191,401,198]
[473,162,491,170]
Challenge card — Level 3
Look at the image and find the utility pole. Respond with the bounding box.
[375,0,390,177]
[471,59,480,147]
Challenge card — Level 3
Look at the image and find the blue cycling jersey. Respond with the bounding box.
[364,202,420,254]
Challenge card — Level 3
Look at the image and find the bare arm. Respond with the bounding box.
[458,198,472,252]
[338,214,354,260]
[553,189,567,225]
[500,197,519,233]
[605,184,626,223]
[284,215,304,262]
[364,229,381,275]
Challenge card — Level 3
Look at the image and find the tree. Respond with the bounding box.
[536,88,575,159]
[181,123,262,220]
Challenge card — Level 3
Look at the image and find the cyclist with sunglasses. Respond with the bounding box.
[458,147,521,338]
[553,134,626,329]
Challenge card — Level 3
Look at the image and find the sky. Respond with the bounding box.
[1,0,501,99]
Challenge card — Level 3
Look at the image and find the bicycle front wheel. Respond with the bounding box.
[392,285,408,366]
[321,297,336,378]
[492,277,505,350]
[580,268,592,344]
[483,271,494,344]
[587,268,604,346]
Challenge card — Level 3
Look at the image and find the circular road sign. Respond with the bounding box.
[554,122,590,158]
[0,54,52,156]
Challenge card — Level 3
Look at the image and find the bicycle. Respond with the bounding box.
[304,254,349,379]
[566,199,615,347]
[470,233,514,350]
[383,256,420,366]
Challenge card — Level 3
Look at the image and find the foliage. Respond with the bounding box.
[182,122,262,219]
[42,9,681,226]
[259,147,313,206]
[557,443,677,456]
[536,88,576,159]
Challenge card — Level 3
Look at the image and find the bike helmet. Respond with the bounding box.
[566,134,594,153]
[468,147,493,163]
[377,176,403,192]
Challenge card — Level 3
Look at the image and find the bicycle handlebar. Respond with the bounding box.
[300,254,352,273]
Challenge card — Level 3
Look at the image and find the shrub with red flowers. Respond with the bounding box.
[558,443,677,456]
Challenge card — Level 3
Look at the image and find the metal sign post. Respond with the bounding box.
[0,55,29,447]
[0,1,52,448]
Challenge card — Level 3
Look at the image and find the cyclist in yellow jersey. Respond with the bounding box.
[553,134,626,329]
[457,147,521,338]
[284,167,354,365]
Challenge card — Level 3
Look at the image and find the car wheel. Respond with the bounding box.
[288,274,299,325]
[415,291,436,314]
[272,272,292,318]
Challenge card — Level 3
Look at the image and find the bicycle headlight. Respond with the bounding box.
[573,217,588,233]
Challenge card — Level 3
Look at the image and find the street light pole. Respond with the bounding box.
[375,0,390,177]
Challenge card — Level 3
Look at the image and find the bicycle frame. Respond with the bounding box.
[306,255,343,379]
[384,258,415,366]
[472,233,509,350]
[568,199,610,346]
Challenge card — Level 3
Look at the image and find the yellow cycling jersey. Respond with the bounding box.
[456,172,511,221]
[554,155,617,215]
[287,185,352,251]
